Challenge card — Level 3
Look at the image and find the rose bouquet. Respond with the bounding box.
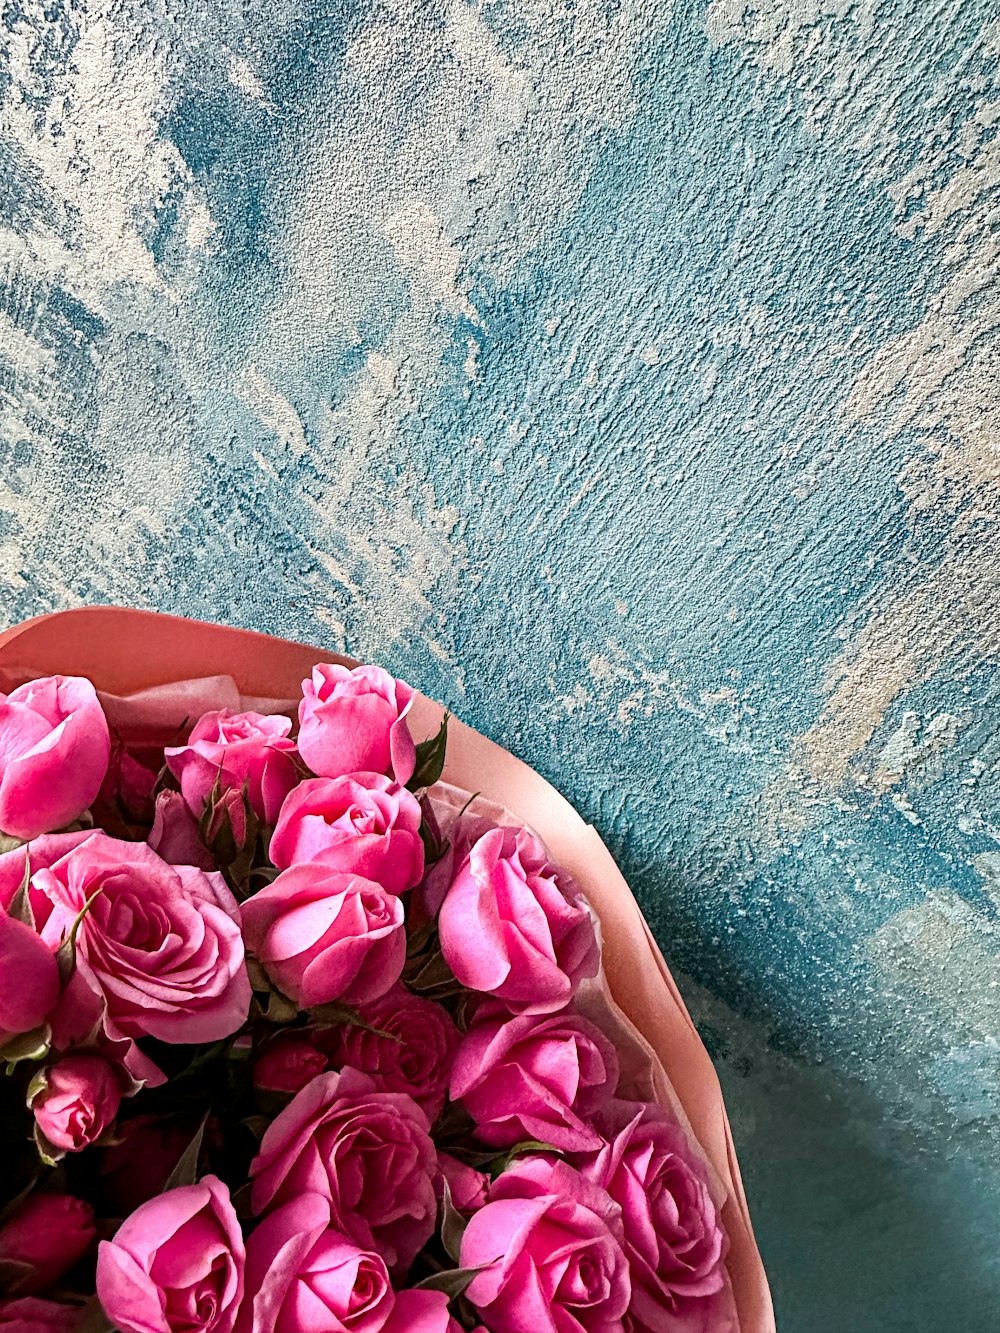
[0,609,773,1333]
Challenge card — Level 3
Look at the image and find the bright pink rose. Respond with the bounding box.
[249,1068,437,1273]
[241,866,405,1008]
[31,1055,121,1154]
[461,1157,630,1333]
[96,1176,244,1333]
[381,1291,462,1333]
[165,709,299,826]
[253,1031,329,1094]
[0,831,91,915]
[0,912,58,1038]
[450,1008,619,1152]
[30,832,250,1044]
[99,1116,195,1216]
[298,664,415,786]
[148,789,215,870]
[0,1298,80,1332]
[313,987,458,1122]
[437,1153,488,1214]
[579,1105,737,1333]
[269,775,424,895]
[439,826,599,1015]
[0,1193,95,1296]
[0,675,110,839]
[236,1193,394,1333]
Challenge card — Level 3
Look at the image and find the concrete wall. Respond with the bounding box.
[2,0,998,1326]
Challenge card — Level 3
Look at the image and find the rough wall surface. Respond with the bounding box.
[1,0,998,1327]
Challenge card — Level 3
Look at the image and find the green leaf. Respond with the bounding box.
[56,887,103,986]
[0,831,26,855]
[308,1001,399,1041]
[418,819,450,869]
[413,1265,487,1299]
[439,1177,468,1265]
[2,1023,51,1071]
[489,1139,563,1178]
[162,1116,207,1191]
[8,851,33,928]
[408,714,449,791]
[33,1120,63,1167]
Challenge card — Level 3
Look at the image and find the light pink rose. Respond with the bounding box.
[96,1176,244,1333]
[98,1116,196,1216]
[579,1104,737,1333]
[0,911,58,1039]
[438,826,599,1015]
[148,790,215,870]
[0,831,92,916]
[437,1153,488,1215]
[0,1298,80,1332]
[0,675,110,839]
[241,866,405,1008]
[298,664,415,786]
[461,1157,630,1333]
[249,1068,437,1274]
[380,1291,463,1333]
[269,775,424,895]
[0,1193,95,1296]
[312,987,458,1122]
[30,832,250,1044]
[165,709,299,826]
[450,1008,619,1152]
[253,1032,328,1095]
[235,1193,394,1333]
[31,1054,121,1154]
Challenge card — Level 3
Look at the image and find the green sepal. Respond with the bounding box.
[408,714,449,791]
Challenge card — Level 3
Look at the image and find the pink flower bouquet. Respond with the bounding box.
[0,608,773,1333]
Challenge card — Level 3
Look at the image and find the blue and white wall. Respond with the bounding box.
[2,1,998,1326]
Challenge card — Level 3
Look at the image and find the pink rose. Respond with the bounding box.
[148,790,215,870]
[461,1157,630,1333]
[30,832,250,1044]
[253,1032,328,1094]
[96,1176,244,1333]
[269,775,424,895]
[0,1193,95,1296]
[380,1291,463,1333]
[0,675,110,839]
[579,1105,737,1333]
[165,709,299,826]
[249,1068,437,1273]
[99,1116,196,1216]
[93,740,158,835]
[437,1153,488,1214]
[439,826,599,1014]
[0,831,92,915]
[236,1193,394,1333]
[313,987,458,1122]
[450,1008,619,1152]
[0,912,58,1039]
[30,1054,122,1154]
[241,866,405,1008]
[0,1299,80,1332]
[298,664,415,786]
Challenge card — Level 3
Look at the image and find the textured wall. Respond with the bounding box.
[2,0,998,1327]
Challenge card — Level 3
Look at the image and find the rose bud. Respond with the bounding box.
[0,1298,81,1331]
[99,1115,195,1216]
[30,1055,121,1155]
[439,825,599,1015]
[96,1177,244,1333]
[579,1102,738,1333]
[437,1153,488,1215]
[381,1290,464,1333]
[450,1008,619,1152]
[0,1193,95,1296]
[235,1192,394,1333]
[148,790,214,870]
[298,663,416,786]
[0,913,58,1039]
[249,1068,437,1274]
[313,987,458,1122]
[269,773,424,894]
[461,1157,630,1333]
[241,866,406,1008]
[165,708,299,827]
[0,676,110,840]
[252,1033,328,1095]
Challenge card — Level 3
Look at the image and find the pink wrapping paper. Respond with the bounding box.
[0,606,774,1332]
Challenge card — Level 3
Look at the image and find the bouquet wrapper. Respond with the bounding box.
[0,606,775,1333]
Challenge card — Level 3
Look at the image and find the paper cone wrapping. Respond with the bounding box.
[0,606,774,1332]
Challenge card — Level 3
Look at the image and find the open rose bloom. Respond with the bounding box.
[0,608,772,1333]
